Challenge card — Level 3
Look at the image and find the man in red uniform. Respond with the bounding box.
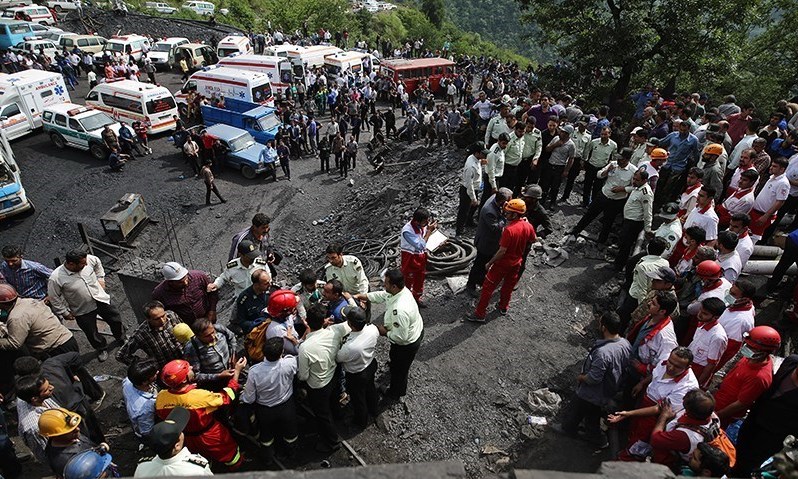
[712,326,779,428]
[155,358,246,469]
[468,199,536,322]
[399,207,437,306]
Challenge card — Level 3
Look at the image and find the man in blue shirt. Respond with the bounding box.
[654,120,700,209]
[258,140,278,182]
[0,245,52,300]
[122,359,158,445]
[322,279,354,323]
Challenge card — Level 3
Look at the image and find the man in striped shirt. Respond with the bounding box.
[0,245,52,300]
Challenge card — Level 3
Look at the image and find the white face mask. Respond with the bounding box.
[724,292,736,305]
[740,344,757,359]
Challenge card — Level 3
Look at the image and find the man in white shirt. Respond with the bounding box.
[750,156,790,242]
[716,231,742,282]
[717,169,757,229]
[456,143,489,236]
[688,298,728,388]
[47,250,125,362]
[134,407,213,477]
[729,214,755,267]
[683,185,719,243]
[336,306,379,429]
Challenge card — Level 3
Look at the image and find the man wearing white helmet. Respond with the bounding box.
[151,262,218,326]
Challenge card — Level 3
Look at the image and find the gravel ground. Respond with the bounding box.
[1,58,623,479]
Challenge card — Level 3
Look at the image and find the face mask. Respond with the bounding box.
[724,292,736,305]
[740,344,757,359]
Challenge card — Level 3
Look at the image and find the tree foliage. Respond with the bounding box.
[420,0,445,28]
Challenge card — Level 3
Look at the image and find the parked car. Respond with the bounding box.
[198,123,276,179]
[44,0,81,12]
[147,36,188,69]
[180,0,213,15]
[39,29,75,44]
[144,1,177,14]
[26,22,62,34]
[42,103,122,160]
[59,34,106,53]
[1,5,56,25]
[11,38,59,60]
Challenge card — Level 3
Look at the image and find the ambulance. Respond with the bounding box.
[263,42,301,58]
[175,66,273,114]
[0,69,70,140]
[216,54,293,94]
[287,44,342,86]
[324,51,368,79]
[85,80,178,134]
[0,127,33,220]
[216,34,252,58]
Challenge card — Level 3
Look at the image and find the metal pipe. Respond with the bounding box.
[742,260,798,275]
[751,245,783,259]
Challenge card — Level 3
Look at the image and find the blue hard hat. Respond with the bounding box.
[64,450,113,479]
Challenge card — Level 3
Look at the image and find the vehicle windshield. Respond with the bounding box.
[153,42,173,52]
[105,41,125,52]
[257,113,280,132]
[251,82,272,104]
[228,133,255,152]
[0,162,12,187]
[79,112,115,131]
[8,24,31,34]
[146,96,176,114]
[325,64,341,76]
[218,48,237,58]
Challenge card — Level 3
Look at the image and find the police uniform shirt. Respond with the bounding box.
[324,255,369,295]
[623,183,654,232]
[236,285,269,326]
[213,257,268,297]
[134,447,213,477]
[366,287,423,346]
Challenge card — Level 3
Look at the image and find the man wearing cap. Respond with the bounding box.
[566,147,635,245]
[683,260,732,345]
[614,170,654,270]
[629,267,679,330]
[561,120,592,202]
[156,358,246,469]
[134,407,212,477]
[621,238,670,326]
[208,240,269,298]
[233,269,272,335]
[540,123,576,206]
[468,199,536,321]
[48,250,124,362]
[638,146,667,193]
[521,184,552,238]
[336,305,380,429]
[151,262,218,326]
[582,126,618,206]
[117,300,184,368]
[699,144,724,202]
[465,188,511,297]
[38,408,97,478]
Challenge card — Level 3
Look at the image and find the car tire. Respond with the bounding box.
[54,5,62,12]
[50,132,66,149]
[89,143,106,160]
[241,165,256,179]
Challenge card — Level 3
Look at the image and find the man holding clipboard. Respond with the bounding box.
[399,208,441,308]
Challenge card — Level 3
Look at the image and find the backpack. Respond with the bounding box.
[677,418,737,467]
[244,318,272,363]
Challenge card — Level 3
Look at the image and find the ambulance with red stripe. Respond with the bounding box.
[93,34,151,63]
[0,69,69,140]
[216,54,293,95]
[85,80,178,134]
[174,66,274,115]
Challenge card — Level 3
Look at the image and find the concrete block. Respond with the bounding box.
[512,471,602,479]
[598,461,676,479]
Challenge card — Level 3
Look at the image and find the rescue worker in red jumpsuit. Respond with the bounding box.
[399,207,437,307]
[155,358,246,469]
[468,198,536,322]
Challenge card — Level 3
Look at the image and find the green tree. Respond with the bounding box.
[420,0,445,28]
[516,0,769,112]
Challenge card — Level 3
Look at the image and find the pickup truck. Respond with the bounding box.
[201,97,281,145]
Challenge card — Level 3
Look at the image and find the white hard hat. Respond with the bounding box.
[161,262,188,281]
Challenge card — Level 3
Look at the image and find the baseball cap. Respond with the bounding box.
[237,240,259,260]
[645,266,677,283]
[150,407,190,455]
[521,184,543,199]
[559,124,574,135]
[631,126,645,136]
[658,202,679,220]
[161,262,188,281]
[342,305,369,326]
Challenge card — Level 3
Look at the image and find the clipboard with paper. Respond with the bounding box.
[425,230,448,252]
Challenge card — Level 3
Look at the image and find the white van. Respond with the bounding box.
[0,128,33,220]
[175,66,273,115]
[93,34,151,63]
[0,69,70,140]
[324,51,368,79]
[181,0,213,15]
[147,36,188,70]
[85,80,178,134]
[287,44,342,86]
[217,54,293,94]
[216,34,252,58]
[263,43,301,58]
[1,6,54,25]
[144,1,177,13]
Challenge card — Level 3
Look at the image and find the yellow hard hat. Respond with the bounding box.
[650,148,669,160]
[172,323,194,343]
[703,143,723,156]
[39,408,82,437]
[504,198,527,214]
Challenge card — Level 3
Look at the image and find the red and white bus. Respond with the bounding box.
[380,57,455,95]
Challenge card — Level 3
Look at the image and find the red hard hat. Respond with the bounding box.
[696,260,722,278]
[267,290,299,318]
[0,283,18,303]
[744,326,781,352]
[161,360,191,389]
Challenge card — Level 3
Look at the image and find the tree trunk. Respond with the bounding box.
[608,63,634,116]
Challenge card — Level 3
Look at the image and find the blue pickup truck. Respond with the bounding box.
[201,97,281,145]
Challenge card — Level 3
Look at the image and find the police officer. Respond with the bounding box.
[324,242,369,295]
[209,240,269,297]
[232,269,271,335]
[134,407,212,477]
[614,169,653,270]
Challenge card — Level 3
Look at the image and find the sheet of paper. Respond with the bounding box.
[425,230,448,252]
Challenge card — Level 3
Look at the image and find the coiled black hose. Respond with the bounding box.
[340,236,476,278]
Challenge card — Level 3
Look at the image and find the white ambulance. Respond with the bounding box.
[93,34,151,63]
[216,34,252,58]
[263,42,301,58]
[85,80,178,134]
[287,44,342,86]
[0,127,33,220]
[324,51,368,79]
[175,66,273,115]
[216,54,293,94]
[0,69,70,140]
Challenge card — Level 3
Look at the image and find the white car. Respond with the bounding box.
[11,39,59,60]
[39,30,76,44]
[147,36,188,69]
[42,103,122,160]
[144,1,178,14]
[45,0,81,12]
[27,22,64,34]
